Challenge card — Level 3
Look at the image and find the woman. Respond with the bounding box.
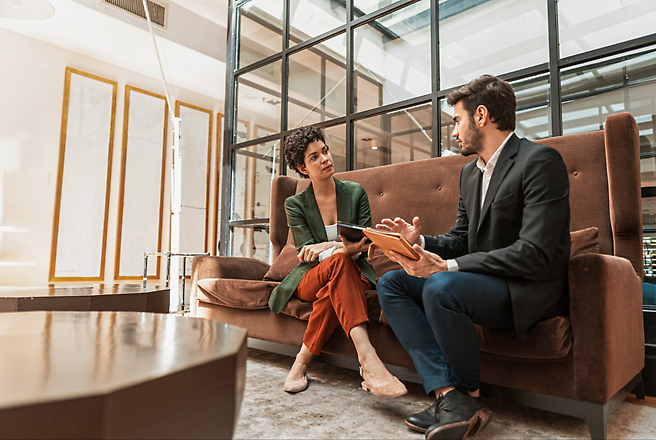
[268,126,407,399]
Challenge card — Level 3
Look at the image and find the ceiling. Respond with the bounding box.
[0,0,229,100]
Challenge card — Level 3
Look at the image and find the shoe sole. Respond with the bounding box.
[404,420,428,434]
[426,407,493,440]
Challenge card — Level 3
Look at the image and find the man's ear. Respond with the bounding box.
[475,105,489,126]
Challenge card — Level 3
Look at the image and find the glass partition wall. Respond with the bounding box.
[222,0,656,273]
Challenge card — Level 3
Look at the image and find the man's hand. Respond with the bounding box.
[376,216,422,245]
[298,242,338,262]
[389,245,447,278]
[335,236,369,256]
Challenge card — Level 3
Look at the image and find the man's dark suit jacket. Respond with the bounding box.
[425,134,570,339]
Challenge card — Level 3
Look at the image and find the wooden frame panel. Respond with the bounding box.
[173,101,213,259]
[49,68,117,282]
[114,86,168,280]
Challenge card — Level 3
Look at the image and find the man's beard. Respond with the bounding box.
[459,120,483,157]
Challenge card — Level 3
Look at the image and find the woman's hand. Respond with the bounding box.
[375,216,422,245]
[298,242,338,262]
[335,236,369,256]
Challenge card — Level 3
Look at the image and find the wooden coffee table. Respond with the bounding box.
[0,284,169,313]
[0,311,247,439]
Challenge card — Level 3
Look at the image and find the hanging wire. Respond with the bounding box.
[141,0,176,115]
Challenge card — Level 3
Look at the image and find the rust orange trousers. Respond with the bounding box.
[294,252,373,355]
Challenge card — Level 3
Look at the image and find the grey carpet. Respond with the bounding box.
[234,348,656,439]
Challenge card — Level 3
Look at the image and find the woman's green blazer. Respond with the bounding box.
[268,178,377,313]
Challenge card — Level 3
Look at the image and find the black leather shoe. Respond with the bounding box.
[405,394,444,433]
[425,389,493,440]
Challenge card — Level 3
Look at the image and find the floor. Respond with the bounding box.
[234,348,656,439]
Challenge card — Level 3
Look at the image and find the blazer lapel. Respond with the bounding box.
[468,169,483,250]
[335,178,352,223]
[477,134,520,231]
[302,183,328,242]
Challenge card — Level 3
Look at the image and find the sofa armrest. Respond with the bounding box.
[190,256,271,316]
[569,253,644,403]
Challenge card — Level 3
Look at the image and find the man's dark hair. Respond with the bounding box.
[446,75,516,131]
[284,126,326,178]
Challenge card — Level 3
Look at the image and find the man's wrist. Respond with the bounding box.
[446,259,459,271]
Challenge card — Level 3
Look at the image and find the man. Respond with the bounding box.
[376,74,570,440]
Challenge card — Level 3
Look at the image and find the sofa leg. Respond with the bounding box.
[584,404,608,440]
[631,373,645,400]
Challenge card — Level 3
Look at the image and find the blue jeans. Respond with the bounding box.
[377,270,514,394]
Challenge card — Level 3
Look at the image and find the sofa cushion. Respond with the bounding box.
[279,290,381,323]
[571,227,599,258]
[476,316,572,359]
[197,278,278,309]
[369,246,402,278]
[263,244,299,281]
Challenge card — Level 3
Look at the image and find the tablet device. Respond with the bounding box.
[336,222,370,243]
[363,228,420,261]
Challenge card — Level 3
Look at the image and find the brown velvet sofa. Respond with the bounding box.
[191,112,645,439]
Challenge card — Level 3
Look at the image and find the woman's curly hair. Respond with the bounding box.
[284,126,326,178]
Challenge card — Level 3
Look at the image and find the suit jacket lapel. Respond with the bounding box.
[468,169,482,250]
[302,183,328,242]
[477,134,520,231]
[335,178,352,223]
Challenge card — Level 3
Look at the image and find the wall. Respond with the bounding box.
[0,28,224,286]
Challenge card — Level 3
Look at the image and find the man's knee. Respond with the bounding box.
[422,272,460,312]
[376,270,406,305]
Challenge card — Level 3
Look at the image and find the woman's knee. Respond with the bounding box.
[328,251,356,268]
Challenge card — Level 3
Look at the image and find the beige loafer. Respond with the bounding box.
[360,367,407,399]
[284,373,309,393]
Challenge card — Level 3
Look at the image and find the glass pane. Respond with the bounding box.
[238,0,284,69]
[287,34,347,129]
[231,225,272,263]
[558,0,656,58]
[289,0,347,46]
[354,0,432,112]
[354,0,394,15]
[236,61,282,143]
[562,89,624,136]
[354,103,432,169]
[440,0,548,90]
[562,56,656,187]
[440,100,458,156]
[560,48,656,99]
[513,75,550,140]
[231,140,280,221]
[561,60,624,100]
[325,124,347,173]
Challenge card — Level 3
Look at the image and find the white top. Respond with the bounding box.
[318,223,360,262]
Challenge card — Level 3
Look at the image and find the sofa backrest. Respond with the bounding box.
[269,112,642,278]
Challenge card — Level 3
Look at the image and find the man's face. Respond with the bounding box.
[451,101,483,157]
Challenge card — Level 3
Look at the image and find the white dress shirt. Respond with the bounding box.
[421,132,515,271]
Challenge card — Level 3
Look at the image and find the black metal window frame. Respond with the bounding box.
[220,0,656,255]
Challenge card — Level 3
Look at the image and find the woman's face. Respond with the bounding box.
[298,140,334,180]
